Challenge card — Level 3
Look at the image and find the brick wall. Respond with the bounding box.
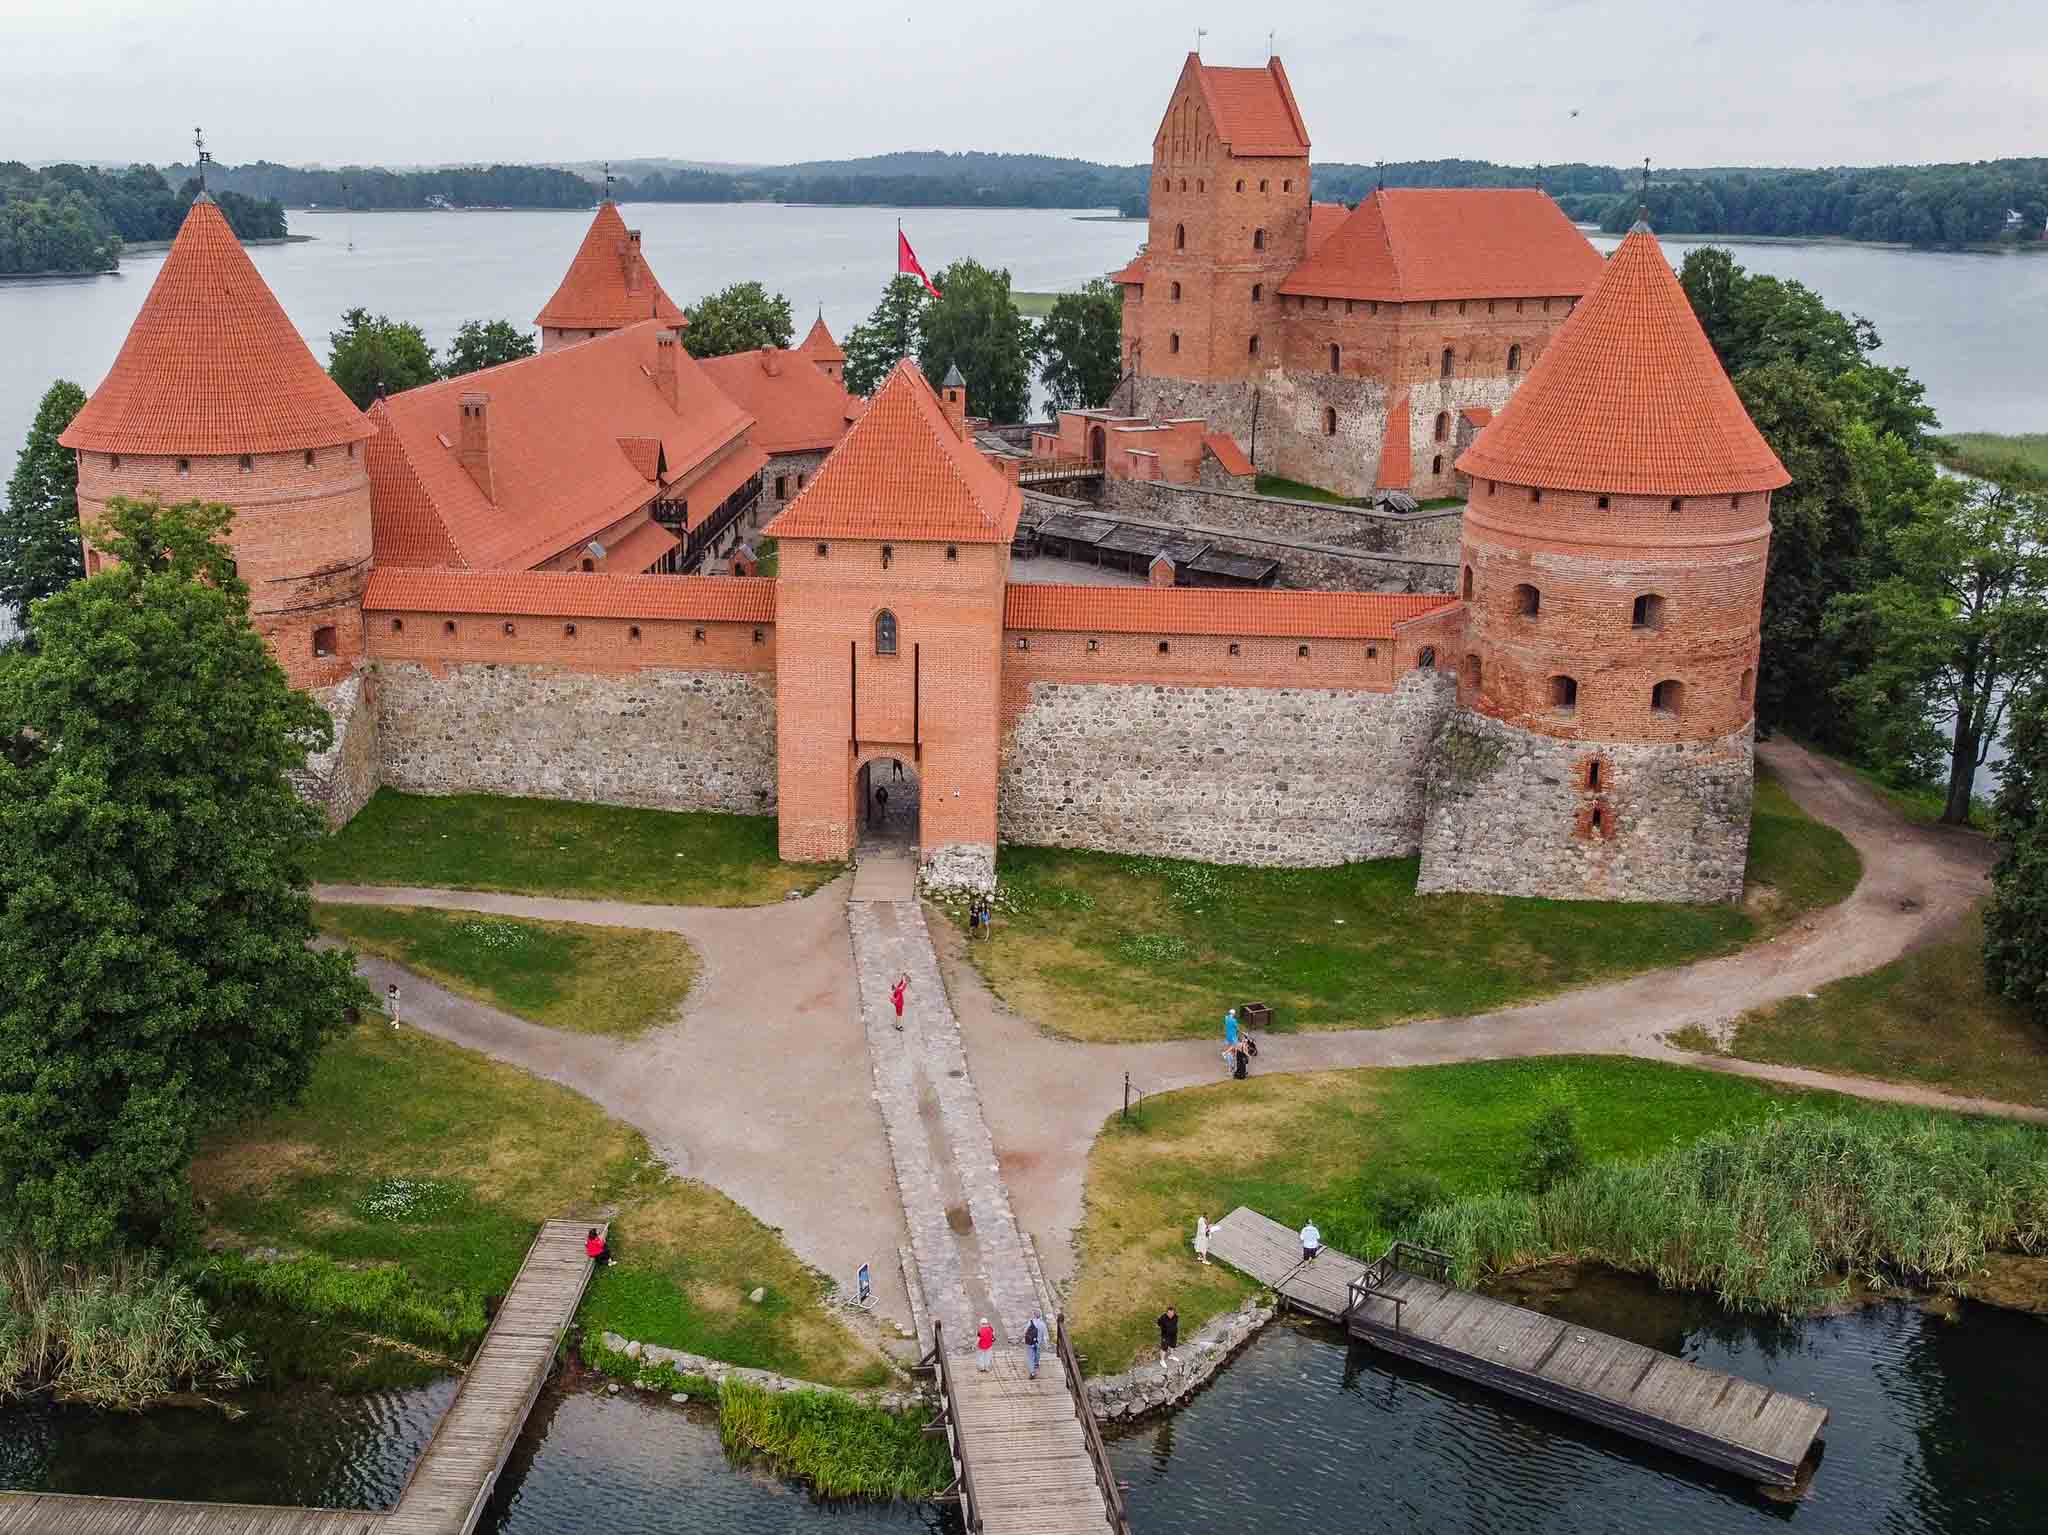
[1416,711,1755,903]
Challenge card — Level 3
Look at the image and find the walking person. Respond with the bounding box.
[1194,1214,1211,1265]
[1157,1304,1179,1366]
[585,1227,614,1267]
[890,973,908,1031]
[1024,1311,1045,1379]
[1300,1220,1321,1264]
[976,1317,995,1372]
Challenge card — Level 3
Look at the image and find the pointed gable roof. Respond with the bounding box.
[797,314,845,364]
[1280,188,1604,303]
[62,197,371,456]
[763,359,1020,544]
[1457,226,1792,497]
[1182,54,1310,158]
[534,202,686,332]
[699,346,861,454]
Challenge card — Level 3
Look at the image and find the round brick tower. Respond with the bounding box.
[61,194,375,693]
[1416,220,1790,904]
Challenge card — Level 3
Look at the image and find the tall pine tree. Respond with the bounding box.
[1,379,87,635]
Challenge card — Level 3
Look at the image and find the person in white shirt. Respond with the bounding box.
[1300,1220,1321,1263]
[1194,1214,1211,1265]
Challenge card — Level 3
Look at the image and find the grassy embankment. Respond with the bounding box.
[307,791,838,905]
[1937,432,2048,491]
[1070,1056,2047,1372]
[968,763,1858,1042]
[1675,903,2048,1109]
[313,903,696,1039]
[1013,290,1062,319]
[190,1019,889,1391]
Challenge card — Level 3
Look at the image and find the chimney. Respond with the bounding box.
[623,230,645,295]
[939,362,968,441]
[654,328,680,410]
[457,392,494,502]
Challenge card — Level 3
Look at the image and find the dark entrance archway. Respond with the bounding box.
[855,754,922,850]
[1089,425,1106,464]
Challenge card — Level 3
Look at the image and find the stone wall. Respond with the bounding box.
[294,668,381,827]
[998,669,1457,865]
[374,660,779,813]
[1416,711,1756,904]
[1086,1296,1276,1423]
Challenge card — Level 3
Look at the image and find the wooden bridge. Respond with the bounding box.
[918,1316,1130,1535]
[1015,454,1104,487]
[1207,1208,1829,1489]
[0,1219,602,1535]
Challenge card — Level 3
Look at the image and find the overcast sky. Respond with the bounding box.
[5,0,2042,171]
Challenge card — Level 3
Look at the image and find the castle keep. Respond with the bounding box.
[64,53,1784,905]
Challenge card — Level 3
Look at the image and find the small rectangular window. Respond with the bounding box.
[564,623,577,637]
[305,449,315,467]
[693,627,706,642]
[312,625,337,657]
[1016,636,1029,651]
[239,455,253,472]
[816,543,829,558]
[390,617,403,633]
[1157,640,1170,655]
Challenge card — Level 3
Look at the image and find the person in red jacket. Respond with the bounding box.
[586,1228,613,1266]
[976,1317,995,1372]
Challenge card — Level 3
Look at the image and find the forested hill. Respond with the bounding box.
[1,162,284,275]
[1599,160,2048,244]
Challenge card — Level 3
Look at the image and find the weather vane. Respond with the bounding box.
[604,160,614,201]
[1267,28,1275,56]
[1195,27,1206,55]
[193,126,212,196]
[1641,156,1651,198]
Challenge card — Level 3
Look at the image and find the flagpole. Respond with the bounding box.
[897,218,907,367]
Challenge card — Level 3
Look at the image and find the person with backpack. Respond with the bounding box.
[1024,1311,1045,1379]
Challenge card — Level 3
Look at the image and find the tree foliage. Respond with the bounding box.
[1,380,87,635]
[917,260,1036,423]
[1985,686,2048,1025]
[0,162,286,274]
[440,318,536,380]
[843,275,928,398]
[1037,280,1123,411]
[327,308,438,408]
[681,281,794,359]
[1604,160,2048,245]
[0,497,366,1253]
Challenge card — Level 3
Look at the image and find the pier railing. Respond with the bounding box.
[1056,1313,1133,1535]
[916,1319,982,1533]
[1343,1241,1455,1331]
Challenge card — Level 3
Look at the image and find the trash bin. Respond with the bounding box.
[1240,1003,1272,1031]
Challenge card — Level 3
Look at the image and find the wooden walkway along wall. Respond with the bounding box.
[1206,1208,1829,1489]
[0,1219,602,1535]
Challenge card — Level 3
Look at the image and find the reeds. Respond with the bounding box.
[1406,1109,2048,1313]
[714,1377,952,1499]
[192,1251,488,1353]
[0,1247,251,1408]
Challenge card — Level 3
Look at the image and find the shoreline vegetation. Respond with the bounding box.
[1937,432,2048,492]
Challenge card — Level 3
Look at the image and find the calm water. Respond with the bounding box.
[6,1281,2045,1530]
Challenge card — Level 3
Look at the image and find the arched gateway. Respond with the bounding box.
[763,360,1020,888]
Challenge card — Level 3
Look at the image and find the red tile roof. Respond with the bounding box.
[617,435,663,481]
[366,320,756,570]
[1188,55,1310,157]
[1306,201,1347,256]
[1457,225,1792,497]
[62,198,372,456]
[764,359,1021,544]
[364,567,775,622]
[699,347,861,454]
[1280,189,1604,303]
[534,203,686,332]
[1109,250,1150,286]
[1005,584,1454,639]
[1203,432,1253,476]
[796,314,846,364]
[1459,406,1493,429]
[1375,391,1411,489]
[670,437,771,531]
[594,517,679,573]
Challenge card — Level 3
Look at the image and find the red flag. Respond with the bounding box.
[897,229,941,298]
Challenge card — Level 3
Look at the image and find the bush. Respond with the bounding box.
[1521,1102,1586,1193]
[1370,1172,1448,1231]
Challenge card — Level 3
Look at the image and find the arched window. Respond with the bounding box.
[1171,281,1181,302]
[1462,653,1481,691]
[1251,283,1263,303]
[1432,454,1443,475]
[1175,223,1186,250]
[1283,178,1293,191]
[1462,565,1473,600]
[1507,343,1522,372]
[1515,583,1541,617]
[1418,646,1437,669]
[1651,679,1685,716]
[1440,347,1455,378]
[1252,228,1265,251]
[1178,178,1186,191]
[1548,675,1578,712]
[1433,411,1450,442]
[1323,407,1337,437]
[1328,343,1340,374]
[1632,593,1666,630]
[1248,335,1260,357]
[1259,179,1269,192]
[875,609,899,656]
[1236,178,1245,192]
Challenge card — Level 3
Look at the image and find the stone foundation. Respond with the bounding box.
[1416,712,1756,903]
[1086,1296,1276,1423]
[295,668,381,827]
[920,841,996,893]
[374,660,779,813]
[998,670,1457,866]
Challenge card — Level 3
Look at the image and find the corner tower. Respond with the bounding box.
[535,201,686,351]
[797,312,847,384]
[63,194,376,694]
[1416,221,1789,904]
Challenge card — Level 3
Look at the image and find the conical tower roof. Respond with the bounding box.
[534,202,685,332]
[62,198,371,456]
[763,359,1019,544]
[1456,225,1789,497]
[797,313,845,363]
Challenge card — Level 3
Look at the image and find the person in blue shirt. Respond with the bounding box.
[1224,1008,1239,1047]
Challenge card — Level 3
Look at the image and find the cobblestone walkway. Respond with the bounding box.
[848,858,1040,1348]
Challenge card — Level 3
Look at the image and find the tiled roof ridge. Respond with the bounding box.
[878,359,1004,531]
[1186,52,1311,156]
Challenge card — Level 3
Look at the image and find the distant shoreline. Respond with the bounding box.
[119,233,316,254]
[1579,223,2048,256]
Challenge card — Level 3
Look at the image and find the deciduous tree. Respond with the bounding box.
[0,497,366,1253]
[1985,685,2048,1025]
[681,281,794,359]
[440,318,536,379]
[1037,280,1123,411]
[918,259,1036,423]
[1,379,87,635]
[842,275,927,397]
[327,308,437,408]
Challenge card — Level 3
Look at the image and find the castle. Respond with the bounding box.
[61,52,1786,905]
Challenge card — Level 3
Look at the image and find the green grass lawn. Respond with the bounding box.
[314,903,697,1039]
[1686,904,2048,1108]
[307,790,839,905]
[1937,431,2048,491]
[1254,473,1354,504]
[1070,1057,1892,1371]
[971,764,1858,1042]
[1013,290,1061,319]
[192,1021,889,1388]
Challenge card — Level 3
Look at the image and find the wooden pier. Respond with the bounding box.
[0,1219,602,1535]
[1207,1208,1828,1489]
